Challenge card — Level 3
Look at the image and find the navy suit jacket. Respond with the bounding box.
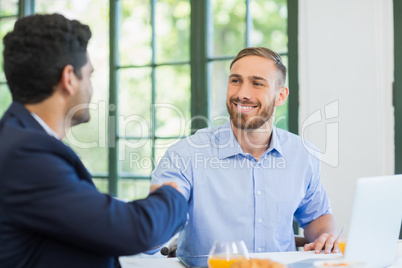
[0,102,188,268]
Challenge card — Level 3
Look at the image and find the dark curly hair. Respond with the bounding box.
[3,13,92,104]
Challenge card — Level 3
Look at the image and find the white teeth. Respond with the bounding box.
[237,104,254,109]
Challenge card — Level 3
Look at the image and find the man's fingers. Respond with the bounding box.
[150,184,160,193]
[313,234,329,254]
[332,239,340,253]
[150,182,181,193]
[304,241,316,252]
[324,234,337,254]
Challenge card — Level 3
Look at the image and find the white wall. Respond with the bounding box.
[298,0,394,232]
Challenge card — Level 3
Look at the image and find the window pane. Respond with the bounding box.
[155,0,190,63]
[93,178,109,194]
[0,0,18,16]
[118,68,152,138]
[250,0,288,52]
[211,0,246,57]
[210,60,231,125]
[0,17,16,82]
[0,84,11,117]
[118,179,151,200]
[155,64,191,137]
[35,0,110,173]
[120,0,152,66]
[65,103,109,173]
[119,139,152,176]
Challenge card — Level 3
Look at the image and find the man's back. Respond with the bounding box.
[0,102,188,268]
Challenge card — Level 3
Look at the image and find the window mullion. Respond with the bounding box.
[108,0,120,196]
[245,0,251,47]
[190,0,209,133]
[19,0,35,17]
[287,0,299,135]
[151,0,156,171]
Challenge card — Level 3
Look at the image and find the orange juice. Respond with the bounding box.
[208,255,247,268]
[338,240,346,255]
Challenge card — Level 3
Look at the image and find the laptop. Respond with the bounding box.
[289,175,402,268]
[343,175,402,267]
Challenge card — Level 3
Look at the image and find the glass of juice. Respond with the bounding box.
[208,240,249,268]
[338,239,346,255]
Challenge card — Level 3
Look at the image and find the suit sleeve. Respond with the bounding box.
[2,138,188,256]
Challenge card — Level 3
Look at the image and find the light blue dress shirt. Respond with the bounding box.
[152,120,332,257]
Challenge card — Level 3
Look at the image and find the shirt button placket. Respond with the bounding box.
[254,162,265,253]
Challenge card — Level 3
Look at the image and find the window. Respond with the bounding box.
[0,0,16,116]
[0,0,296,200]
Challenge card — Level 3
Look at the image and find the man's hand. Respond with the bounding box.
[304,233,339,254]
[150,182,181,193]
[303,214,337,254]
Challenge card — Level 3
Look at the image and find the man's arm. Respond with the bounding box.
[4,137,188,256]
[303,214,338,254]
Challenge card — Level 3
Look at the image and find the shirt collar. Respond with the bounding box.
[31,112,60,140]
[216,119,284,159]
[216,120,243,159]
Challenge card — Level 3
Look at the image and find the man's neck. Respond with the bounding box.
[231,121,274,161]
[24,97,68,139]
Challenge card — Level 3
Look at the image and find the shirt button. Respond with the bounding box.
[257,191,262,195]
[257,218,262,223]
[257,248,262,252]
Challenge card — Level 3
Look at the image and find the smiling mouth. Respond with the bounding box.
[234,102,258,112]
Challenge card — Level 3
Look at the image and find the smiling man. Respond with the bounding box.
[152,47,337,257]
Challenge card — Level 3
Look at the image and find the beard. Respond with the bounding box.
[71,108,90,126]
[226,96,275,130]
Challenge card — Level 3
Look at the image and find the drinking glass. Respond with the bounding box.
[336,225,348,255]
[208,240,249,268]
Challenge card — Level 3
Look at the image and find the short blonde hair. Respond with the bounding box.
[230,47,286,88]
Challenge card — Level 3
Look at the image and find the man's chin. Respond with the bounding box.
[231,117,269,131]
[71,115,90,127]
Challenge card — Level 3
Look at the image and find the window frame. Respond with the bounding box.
[393,0,402,239]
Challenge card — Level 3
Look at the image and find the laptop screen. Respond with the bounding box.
[344,175,402,267]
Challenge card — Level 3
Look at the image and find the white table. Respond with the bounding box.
[120,242,402,268]
[120,251,341,268]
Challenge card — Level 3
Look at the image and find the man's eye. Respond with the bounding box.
[231,79,240,83]
[254,82,263,86]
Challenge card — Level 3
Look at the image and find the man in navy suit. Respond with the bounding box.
[0,13,187,268]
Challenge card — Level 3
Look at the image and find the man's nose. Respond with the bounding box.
[236,82,252,100]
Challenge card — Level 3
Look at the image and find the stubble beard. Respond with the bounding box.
[226,97,275,131]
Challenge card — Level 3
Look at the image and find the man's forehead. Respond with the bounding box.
[230,56,276,78]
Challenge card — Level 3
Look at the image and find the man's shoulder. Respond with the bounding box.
[0,116,73,168]
[275,127,320,159]
[169,123,226,152]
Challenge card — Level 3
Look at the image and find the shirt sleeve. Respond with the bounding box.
[293,152,332,229]
[152,143,193,201]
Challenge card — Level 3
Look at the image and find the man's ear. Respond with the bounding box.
[59,65,77,96]
[275,87,289,107]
